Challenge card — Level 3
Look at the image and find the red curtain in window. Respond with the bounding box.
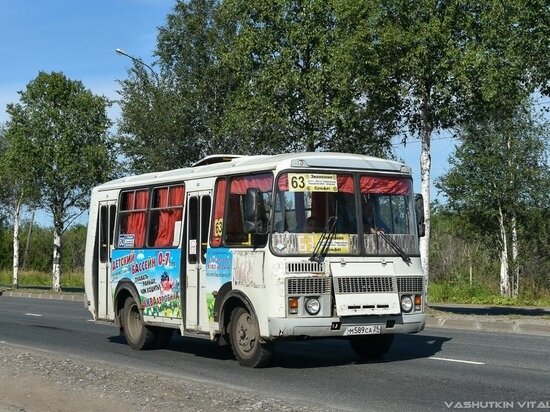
[123,191,135,211]
[360,176,411,195]
[126,190,149,248]
[211,179,227,247]
[154,186,185,247]
[337,175,354,193]
[229,174,273,194]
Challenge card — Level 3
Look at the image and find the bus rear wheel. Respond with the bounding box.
[349,334,394,360]
[122,297,156,350]
[229,307,273,368]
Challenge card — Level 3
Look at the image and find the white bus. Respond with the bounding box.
[84,152,426,367]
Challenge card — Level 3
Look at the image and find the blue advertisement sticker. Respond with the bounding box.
[111,249,182,318]
[205,248,233,321]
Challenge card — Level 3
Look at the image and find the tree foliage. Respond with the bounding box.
[117,0,401,174]
[4,71,117,290]
[333,0,549,281]
[117,0,237,173]
[437,101,550,295]
[218,0,399,155]
[116,0,550,289]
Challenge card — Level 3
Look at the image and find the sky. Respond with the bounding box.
[0,0,456,226]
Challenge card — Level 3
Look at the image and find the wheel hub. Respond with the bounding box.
[237,314,255,354]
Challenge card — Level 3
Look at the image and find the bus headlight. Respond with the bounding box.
[401,295,413,313]
[305,298,321,315]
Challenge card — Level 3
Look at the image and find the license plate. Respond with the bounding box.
[344,325,381,336]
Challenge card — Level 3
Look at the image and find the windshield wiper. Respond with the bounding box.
[309,216,338,262]
[375,230,411,264]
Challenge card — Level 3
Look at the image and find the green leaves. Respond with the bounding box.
[437,100,550,239]
[220,0,397,155]
[3,71,116,231]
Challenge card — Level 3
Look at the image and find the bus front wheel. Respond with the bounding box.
[349,334,394,360]
[122,297,156,350]
[229,307,273,368]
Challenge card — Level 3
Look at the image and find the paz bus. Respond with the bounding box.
[84,152,426,367]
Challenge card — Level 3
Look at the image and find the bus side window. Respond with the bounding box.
[148,184,185,247]
[118,189,149,248]
[99,205,108,263]
[109,205,116,248]
[200,196,211,263]
[188,197,198,263]
[224,173,273,247]
[99,204,117,263]
[210,178,227,247]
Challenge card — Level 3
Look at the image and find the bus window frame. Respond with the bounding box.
[269,170,419,258]
[269,169,361,258]
[208,171,274,249]
[114,182,186,250]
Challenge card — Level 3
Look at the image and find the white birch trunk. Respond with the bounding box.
[511,214,519,297]
[52,228,62,292]
[498,206,510,296]
[467,247,473,286]
[419,128,431,292]
[22,210,34,269]
[12,197,22,289]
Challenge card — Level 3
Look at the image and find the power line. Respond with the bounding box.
[391,135,455,147]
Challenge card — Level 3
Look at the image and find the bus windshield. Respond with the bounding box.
[271,172,418,257]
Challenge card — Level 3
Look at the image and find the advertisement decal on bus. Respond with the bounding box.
[111,248,182,318]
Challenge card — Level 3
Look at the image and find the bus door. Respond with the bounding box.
[185,192,212,331]
[97,201,116,320]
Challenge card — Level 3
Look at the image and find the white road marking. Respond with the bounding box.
[25,313,43,317]
[87,319,95,322]
[429,356,485,365]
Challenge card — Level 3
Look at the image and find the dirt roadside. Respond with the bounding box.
[0,344,321,412]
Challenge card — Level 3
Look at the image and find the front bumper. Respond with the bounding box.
[267,313,426,338]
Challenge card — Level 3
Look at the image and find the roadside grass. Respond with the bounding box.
[0,270,84,290]
[1,270,549,307]
[429,281,550,307]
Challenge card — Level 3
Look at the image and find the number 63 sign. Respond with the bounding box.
[288,173,338,192]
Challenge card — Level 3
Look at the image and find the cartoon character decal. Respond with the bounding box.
[111,249,182,318]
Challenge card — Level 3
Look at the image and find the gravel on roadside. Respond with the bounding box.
[0,344,326,412]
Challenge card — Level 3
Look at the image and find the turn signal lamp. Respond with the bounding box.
[288,298,299,315]
[414,295,422,311]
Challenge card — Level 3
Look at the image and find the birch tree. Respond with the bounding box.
[437,103,550,297]
[5,72,116,291]
[0,124,40,288]
[348,0,548,287]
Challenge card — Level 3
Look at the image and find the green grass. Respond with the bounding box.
[2,269,549,307]
[0,270,84,289]
[429,281,550,307]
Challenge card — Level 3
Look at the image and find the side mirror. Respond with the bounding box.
[244,188,267,234]
[415,193,425,237]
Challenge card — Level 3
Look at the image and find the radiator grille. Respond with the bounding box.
[287,277,331,295]
[336,276,396,294]
[286,261,325,274]
[397,276,424,293]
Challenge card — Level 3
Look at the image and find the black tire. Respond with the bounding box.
[122,297,156,350]
[349,334,394,360]
[229,307,274,368]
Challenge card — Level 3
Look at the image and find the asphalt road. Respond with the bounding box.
[0,296,548,411]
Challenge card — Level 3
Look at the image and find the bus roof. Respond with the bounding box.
[94,152,411,192]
